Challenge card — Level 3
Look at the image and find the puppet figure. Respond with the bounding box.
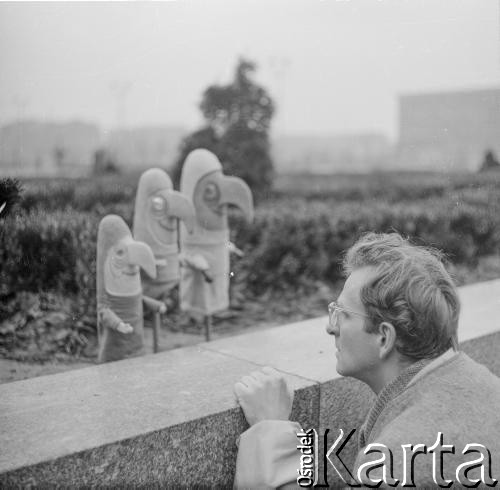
[97,214,164,363]
[179,149,254,339]
[133,168,195,301]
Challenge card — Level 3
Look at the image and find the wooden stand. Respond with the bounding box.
[204,315,212,342]
[153,312,161,353]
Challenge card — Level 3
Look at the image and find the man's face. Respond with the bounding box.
[327,266,381,383]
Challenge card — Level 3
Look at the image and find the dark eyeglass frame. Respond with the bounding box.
[328,301,370,328]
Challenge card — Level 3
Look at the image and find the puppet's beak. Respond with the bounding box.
[218,176,254,223]
[159,189,196,233]
[126,240,156,278]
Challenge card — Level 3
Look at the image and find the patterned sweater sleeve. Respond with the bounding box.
[234,420,302,489]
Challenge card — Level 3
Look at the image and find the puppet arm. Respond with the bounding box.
[179,252,214,283]
[142,295,167,314]
[98,307,133,334]
[228,241,244,257]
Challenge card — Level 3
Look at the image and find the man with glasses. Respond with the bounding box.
[233,232,500,488]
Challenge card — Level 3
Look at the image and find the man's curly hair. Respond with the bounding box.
[344,232,460,361]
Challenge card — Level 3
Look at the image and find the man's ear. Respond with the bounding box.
[377,321,397,359]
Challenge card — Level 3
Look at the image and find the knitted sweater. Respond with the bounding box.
[234,352,500,488]
[358,357,430,448]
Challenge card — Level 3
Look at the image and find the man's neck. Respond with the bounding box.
[365,358,416,395]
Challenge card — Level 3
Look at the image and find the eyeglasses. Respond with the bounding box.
[328,301,370,328]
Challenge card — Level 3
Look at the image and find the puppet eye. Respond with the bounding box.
[115,247,126,258]
[152,196,165,211]
[204,182,219,201]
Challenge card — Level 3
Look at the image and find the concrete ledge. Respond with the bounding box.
[0,347,318,486]
[1,279,500,486]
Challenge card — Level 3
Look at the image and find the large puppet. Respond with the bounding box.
[179,149,254,339]
[133,168,195,300]
[97,214,164,363]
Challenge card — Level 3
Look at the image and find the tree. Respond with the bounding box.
[171,58,275,196]
[53,146,65,171]
[92,148,120,176]
[171,127,219,188]
[221,125,274,192]
[479,149,500,173]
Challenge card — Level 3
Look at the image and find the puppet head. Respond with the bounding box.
[180,149,253,236]
[97,215,156,302]
[133,168,195,255]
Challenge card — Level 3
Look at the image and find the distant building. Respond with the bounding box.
[272,132,392,173]
[0,120,100,177]
[106,126,186,170]
[397,87,500,171]
[0,122,188,177]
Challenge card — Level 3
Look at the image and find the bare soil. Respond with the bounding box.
[0,283,336,384]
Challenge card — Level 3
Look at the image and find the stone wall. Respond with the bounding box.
[1,279,500,487]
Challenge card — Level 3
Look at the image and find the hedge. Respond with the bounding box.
[2,187,499,310]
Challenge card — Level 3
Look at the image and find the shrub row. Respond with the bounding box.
[0,203,132,317]
[18,171,500,212]
[230,196,500,293]
[1,210,97,298]
[19,176,137,212]
[272,171,500,203]
[2,189,499,310]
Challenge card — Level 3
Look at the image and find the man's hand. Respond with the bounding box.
[234,367,294,427]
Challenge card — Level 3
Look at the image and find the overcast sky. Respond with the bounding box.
[0,0,499,140]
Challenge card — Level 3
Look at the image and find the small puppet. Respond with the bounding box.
[97,214,165,363]
[179,149,254,339]
[133,168,195,301]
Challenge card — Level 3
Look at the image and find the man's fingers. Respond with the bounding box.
[262,366,286,386]
[241,368,284,387]
[240,375,257,389]
[261,366,292,396]
[250,370,267,382]
[234,367,295,426]
[234,381,251,398]
[262,366,280,377]
[235,367,288,395]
